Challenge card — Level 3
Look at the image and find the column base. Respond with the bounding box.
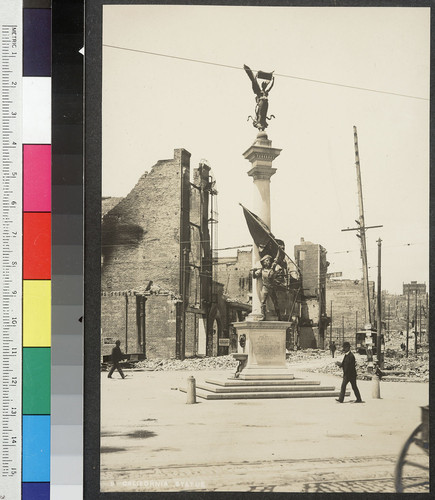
[238,367,294,380]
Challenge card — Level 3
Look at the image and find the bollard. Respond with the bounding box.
[186,376,196,404]
[371,374,381,399]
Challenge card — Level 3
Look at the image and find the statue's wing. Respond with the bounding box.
[243,64,261,96]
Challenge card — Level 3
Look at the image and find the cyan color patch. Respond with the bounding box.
[22,415,50,482]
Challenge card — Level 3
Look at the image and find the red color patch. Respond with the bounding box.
[23,213,51,279]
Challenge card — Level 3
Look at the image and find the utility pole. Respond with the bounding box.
[414,289,418,354]
[388,303,390,341]
[376,238,383,368]
[342,126,382,366]
[342,316,344,344]
[330,300,332,345]
[406,289,410,358]
[180,247,188,361]
[355,310,358,336]
[419,299,422,344]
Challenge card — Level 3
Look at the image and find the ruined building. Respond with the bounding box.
[101,149,227,359]
[294,238,329,349]
[325,278,375,347]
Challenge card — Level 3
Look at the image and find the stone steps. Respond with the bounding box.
[197,383,336,394]
[195,389,344,400]
[179,374,347,400]
[204,378,320,387]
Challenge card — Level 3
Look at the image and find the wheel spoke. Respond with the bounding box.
[403,479,429,489]
[403,460,429,471]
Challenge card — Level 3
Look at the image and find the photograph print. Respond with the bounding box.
[99,4,430,494]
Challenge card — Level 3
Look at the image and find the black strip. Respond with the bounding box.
[84,0,102,496]
[23,0,51,8]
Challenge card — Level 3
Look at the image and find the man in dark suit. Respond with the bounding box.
[108,340,126,379]
[335,341,363,403]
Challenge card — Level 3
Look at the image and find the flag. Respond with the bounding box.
[240,204,276,256]
[240,203,302,275]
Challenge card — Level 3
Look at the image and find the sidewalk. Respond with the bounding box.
[100,368,428,492]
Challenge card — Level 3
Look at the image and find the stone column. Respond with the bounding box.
[243,131,282,320]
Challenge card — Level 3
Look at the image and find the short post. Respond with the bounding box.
[372,364,381,399]
[186,376,196,404]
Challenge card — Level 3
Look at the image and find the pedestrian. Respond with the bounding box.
[108,340,126,379]
[330,341,336,358]
[335,341,363,403]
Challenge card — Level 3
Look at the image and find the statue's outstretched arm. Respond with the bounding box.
[266,76,275,93]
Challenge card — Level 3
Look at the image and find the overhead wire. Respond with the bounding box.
[103,43,428,101]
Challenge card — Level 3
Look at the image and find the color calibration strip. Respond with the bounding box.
[2,2,84,498]
[1,1,23,499]
[22,3,51,499]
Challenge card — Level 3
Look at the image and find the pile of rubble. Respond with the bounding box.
[129,346,428,382]
[135,355,238,372]
[300,348,429,383]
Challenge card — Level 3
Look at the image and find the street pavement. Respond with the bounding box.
[100,365,429,493]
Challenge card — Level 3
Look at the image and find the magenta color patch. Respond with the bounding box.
[23,145,51,212]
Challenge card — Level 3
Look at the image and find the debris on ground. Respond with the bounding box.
[115,344,428,383]
[135,356,239,371]
[300,348,429,383]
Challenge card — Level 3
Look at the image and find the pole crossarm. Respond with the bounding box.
[341,225,383,232]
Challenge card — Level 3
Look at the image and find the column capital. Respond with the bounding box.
[243,132,282,171]
[247,165,277,181]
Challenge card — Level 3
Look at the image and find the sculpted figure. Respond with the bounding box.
[252,254,282,320]
[244,64,275,131]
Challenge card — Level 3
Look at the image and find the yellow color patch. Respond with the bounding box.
[23,280,51,347]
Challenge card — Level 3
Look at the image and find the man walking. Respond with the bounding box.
[335,341,363,403]
[330,341,336,358]
[108,340,126,379]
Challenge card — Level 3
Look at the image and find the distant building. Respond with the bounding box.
[403,281,426,296]
[216,250,253,305]
[383,287,428,335]
[294,238,329,349]
[325,278,375,347]
[101,149,230,360]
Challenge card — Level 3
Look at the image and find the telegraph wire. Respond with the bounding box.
[103,43,428,101]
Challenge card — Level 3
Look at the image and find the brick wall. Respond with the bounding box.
[101,148,191,292]
[216,250,253,303]
[325,278,375,346]
[101,294,130,358]
[145,294,177,358]
[101,293,179,359]
[295,240,320,297]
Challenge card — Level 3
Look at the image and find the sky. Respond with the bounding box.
[102,5,430,295]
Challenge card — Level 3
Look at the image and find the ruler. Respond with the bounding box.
[1,0,22,496]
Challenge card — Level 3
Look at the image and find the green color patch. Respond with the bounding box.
[23,348,50,414]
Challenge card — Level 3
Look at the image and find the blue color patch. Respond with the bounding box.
[22,482,50,499]
[22,415,50,482]
[23,9,51,76]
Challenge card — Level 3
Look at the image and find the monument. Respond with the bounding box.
[233,65,293,380]
[184,66,344,399]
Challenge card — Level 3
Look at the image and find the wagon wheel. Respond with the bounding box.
[394,424,429,493]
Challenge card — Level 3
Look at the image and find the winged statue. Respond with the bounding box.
[244,64,275,131]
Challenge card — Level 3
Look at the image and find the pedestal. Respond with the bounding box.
[235,321,293,379]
